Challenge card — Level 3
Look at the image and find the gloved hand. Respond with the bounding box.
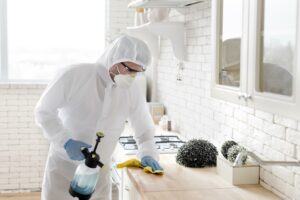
[116,156,164,175]
[64,139,92,161]
[141,156,164,174]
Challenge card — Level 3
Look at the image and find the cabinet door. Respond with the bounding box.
[212,0,249,105]
[122,170,142,200]
[248,0,300,120]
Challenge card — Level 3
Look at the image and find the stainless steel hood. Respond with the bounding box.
[128,0,204,8]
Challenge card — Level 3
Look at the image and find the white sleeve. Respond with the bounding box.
[34,69,71,147]
[128,84,159,160]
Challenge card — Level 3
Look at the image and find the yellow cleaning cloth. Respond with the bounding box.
[143,166,164,175]
[116,159,142,168]
[116,159,164,175]
[135,8,145,13]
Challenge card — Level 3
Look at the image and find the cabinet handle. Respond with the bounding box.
[238,93,252,101]
[238,93,245,100]
[111,178,120,186]
[245,94,252,100]
[125,186,130,191]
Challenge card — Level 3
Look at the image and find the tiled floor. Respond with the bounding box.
[0,192,40,200]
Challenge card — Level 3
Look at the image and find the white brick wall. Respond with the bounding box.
[0,84,47,191]
[105,0,134,43]
[155,1,300,199]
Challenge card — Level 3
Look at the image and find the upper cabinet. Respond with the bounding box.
[212,0,248,105]
[212,0,300,120]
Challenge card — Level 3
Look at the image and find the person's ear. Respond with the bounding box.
[109,64,116,73]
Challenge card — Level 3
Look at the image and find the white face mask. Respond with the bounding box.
[114,74,135,89]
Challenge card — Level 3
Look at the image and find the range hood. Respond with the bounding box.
[128,0,204,8]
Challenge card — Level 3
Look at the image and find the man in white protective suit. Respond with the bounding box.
[34,35,163,200]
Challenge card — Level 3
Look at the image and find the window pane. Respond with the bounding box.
[7,0,105,80]
[219,0,243,87]
[259,0,296,96]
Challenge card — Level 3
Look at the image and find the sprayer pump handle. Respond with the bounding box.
[98,161,104,168]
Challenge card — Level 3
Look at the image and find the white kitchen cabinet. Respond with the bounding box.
[122,169,142,200]
[211,0,248,106]
[212,0,300,120]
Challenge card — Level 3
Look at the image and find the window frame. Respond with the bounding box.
[211,0,250,105]
[0,0,8,81]
[0,0,51,83]
[247,0,300,120]
[212,0,300,120]
[0,0,106,83]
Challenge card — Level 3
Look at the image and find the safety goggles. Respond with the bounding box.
[120,62,144,74]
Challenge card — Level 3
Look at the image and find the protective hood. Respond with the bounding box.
[96,35,151,85]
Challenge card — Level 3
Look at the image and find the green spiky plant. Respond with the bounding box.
[221,140,238,159]
[227,145,248,164]
[176,139,218,168]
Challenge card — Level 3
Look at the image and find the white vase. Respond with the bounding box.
[217,155,259,185]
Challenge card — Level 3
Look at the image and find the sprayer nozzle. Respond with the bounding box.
[96,132,104,138]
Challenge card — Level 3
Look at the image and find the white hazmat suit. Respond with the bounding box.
[35,35,158,200]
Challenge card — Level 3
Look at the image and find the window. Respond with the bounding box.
[212,0,300,120]
[0,0,105,82]
[257,0,295,96]
[219,0,242,88]
[212,0,249,105]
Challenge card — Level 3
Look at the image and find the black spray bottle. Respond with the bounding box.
[69,132,104,200]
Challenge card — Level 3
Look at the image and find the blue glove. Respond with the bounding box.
[141,156,164,174]
[64,139,92,161]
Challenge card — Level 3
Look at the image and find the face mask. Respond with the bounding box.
[114,74,135,89]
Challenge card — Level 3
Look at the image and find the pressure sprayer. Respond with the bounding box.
[69,132,104,200]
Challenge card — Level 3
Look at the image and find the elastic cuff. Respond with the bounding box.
[52,132,72,148]
[137,150,159,161]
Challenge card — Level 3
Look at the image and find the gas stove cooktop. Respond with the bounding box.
[119,135,185,154]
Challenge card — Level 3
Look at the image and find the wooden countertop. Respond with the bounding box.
[114,126,281,199]
[125,154,281,200]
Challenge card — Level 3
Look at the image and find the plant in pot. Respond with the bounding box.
[217,140,259,185]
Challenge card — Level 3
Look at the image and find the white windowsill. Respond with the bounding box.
[0,81,48,88]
